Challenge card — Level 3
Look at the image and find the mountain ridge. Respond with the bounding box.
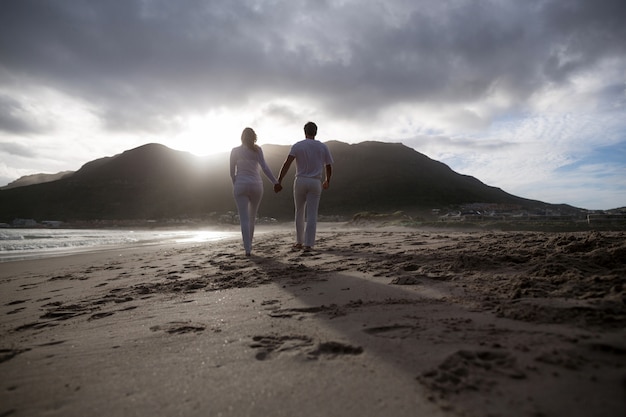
[1,171,73,190]
[0,141,581,222]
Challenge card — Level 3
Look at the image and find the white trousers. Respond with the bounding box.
[293,177,322,247]
[233,181,263,253]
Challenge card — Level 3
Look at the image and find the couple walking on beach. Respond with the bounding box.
[229,121,334,256]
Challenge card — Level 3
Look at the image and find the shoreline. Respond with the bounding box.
[0,227,247,264]
[0,222,352,264]
[1,227,625,416]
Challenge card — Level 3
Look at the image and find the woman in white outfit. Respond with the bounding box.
[230,127,279,256]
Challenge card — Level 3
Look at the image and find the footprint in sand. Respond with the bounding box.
[250,334,315,360]
[88,311,115,321]
[363,324,421,339]
[418,349,525,396]
[5,299,30,306]
[268,304,346,319]
[308,341,364,358]
[14,321,58,331]
[0,348,31,363]
[149,321,206,334]
[250,334,363,361]
[37,340,66,347]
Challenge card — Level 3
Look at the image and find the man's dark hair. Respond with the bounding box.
[304,121,317,137]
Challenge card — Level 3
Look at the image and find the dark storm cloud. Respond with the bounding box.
[0,141,37,158]
[0,95,44,134]
[1,0,624,130]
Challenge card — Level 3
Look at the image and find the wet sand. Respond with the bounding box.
[1,226,625,416]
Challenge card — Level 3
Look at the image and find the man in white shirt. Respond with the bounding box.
[276,122,334,250]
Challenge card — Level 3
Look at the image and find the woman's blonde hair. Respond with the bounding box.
[241,127,258,152]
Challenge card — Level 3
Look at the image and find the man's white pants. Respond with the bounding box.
[293,177,322,247]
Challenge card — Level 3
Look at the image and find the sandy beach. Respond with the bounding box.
[1,225,625,417]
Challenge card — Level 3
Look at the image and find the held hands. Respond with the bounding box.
[274,181,328,192]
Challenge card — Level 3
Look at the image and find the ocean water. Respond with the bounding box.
[0,228,239,262]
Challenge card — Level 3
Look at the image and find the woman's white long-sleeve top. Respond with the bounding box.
[230,145,278,185]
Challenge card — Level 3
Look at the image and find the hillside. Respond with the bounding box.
[1,171,73,190]
[0,141,574,223]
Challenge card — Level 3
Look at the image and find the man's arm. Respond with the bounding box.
[323,164,332,190]
[275,155,295,192]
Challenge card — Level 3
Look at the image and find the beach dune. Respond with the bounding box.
[1,227,625,416]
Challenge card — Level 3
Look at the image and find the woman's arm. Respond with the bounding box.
[229,148,237,183]
[258,148,278,184]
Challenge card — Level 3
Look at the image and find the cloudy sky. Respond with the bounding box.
[1,0,625,210]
